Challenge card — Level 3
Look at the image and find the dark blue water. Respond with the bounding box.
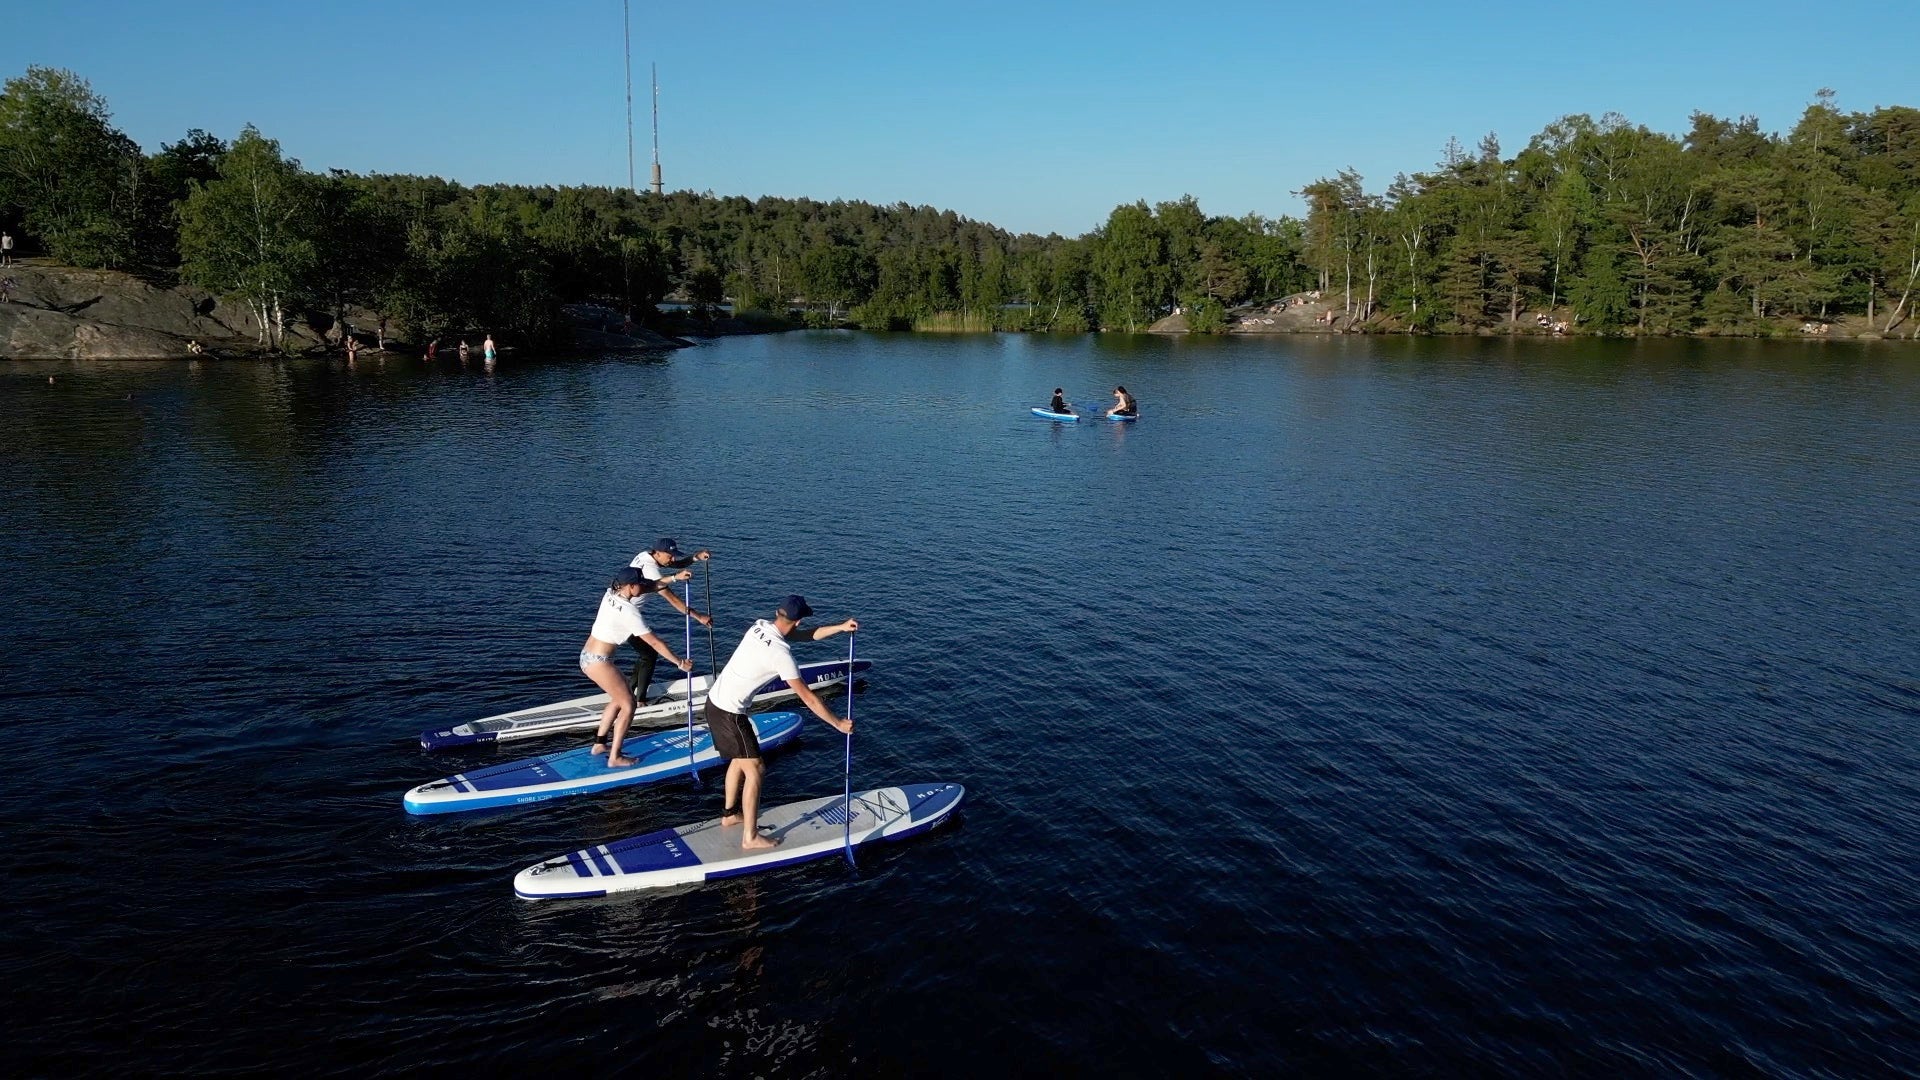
[3,334,1917,1076]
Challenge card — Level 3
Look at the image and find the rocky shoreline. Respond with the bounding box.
[0,262,766,361]
[0,262,258,360]
[1146,291,1916,340]
[5,260,1912,359]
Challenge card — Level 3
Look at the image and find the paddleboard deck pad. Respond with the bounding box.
[1031,408,1078,421]
[419,659,870,750]
[514,782,965,898]
[403,712,805,815]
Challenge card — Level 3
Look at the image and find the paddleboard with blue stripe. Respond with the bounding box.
[1108,412,1138,422]
[403,712,805,815]
[418,659,870,750]
[513,782,965,898]
[1031,407,1078,421]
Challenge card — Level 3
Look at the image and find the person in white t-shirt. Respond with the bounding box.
[627,537,713,699]
[704,594,857,850]
[583,566,693,767]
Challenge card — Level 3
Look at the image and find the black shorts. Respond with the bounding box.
[705,699,762,760]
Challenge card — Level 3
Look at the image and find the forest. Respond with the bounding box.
[3,66,1917,344]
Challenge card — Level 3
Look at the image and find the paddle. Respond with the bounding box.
[683,577,700,789]
[843,629,856,869]
[703,558,716,672]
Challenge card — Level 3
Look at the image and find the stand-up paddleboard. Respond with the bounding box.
[1107,412,1139,422]
[403,712,804,815]
[419,659,871,750]
[1031,407,1078,421]
[514,782,965,898]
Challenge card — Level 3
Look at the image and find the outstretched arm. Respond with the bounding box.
[655,572,713,625]
[788,680,851,733]
[807,617,859,642]
[637,632,693,671]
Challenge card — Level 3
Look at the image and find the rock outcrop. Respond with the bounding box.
[0,262,295,359]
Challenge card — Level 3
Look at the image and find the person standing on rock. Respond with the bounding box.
[1,231,13,266]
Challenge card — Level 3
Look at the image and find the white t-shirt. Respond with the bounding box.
[708,619,802,712]
[628,551,676,607]
[588,588,650,645]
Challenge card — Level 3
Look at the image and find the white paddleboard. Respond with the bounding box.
[514,782,965,898]
[419,658,871,749]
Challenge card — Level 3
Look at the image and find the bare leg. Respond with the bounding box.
[606,699,639,766]
[722,761,745,825]
[738,759,778,850]
[591,698,617,755]
[582,659,638,766]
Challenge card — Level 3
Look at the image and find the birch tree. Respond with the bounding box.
[179,127,315,348]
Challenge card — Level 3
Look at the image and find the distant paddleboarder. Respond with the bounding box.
[1049,387,1073,416]
[584,566,694,767]
[705,595,857,850]
[1107,385,1137,418]
[483,334,496,365]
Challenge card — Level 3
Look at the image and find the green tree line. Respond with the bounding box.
[3,66,1916,343]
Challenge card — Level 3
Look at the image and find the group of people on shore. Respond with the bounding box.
[1046,384,1138,418]
[579,538,857,851]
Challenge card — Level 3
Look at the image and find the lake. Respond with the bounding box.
[2,332,1917,1075]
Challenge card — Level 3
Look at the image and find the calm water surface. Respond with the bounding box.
[2,333,1917,1076]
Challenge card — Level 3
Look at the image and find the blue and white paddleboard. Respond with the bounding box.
[1031,407,1078,421]
[1107,412,1138,422]
[514,782,965,898]
[419,659,871,750]
[403,712,805,815]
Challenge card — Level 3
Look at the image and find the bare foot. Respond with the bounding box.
[590,736,609,756]
[607,753,637,768]
[740,832,780,851]
[720,810,742,826]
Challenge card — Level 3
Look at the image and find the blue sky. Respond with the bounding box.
[4,0,1913,236]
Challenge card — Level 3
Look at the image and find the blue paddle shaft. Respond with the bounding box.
[685,579,699,789]
[844,631,856,868]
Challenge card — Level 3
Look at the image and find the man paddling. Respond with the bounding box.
[627,537,714,701]
[705,595,856,850]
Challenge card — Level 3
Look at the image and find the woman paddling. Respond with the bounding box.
[1107,385,1137,417]
[584,566,693,766]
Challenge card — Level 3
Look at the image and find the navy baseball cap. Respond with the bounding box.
[612,566,647,587]
[652,537,683,556]
[776,595,814,620]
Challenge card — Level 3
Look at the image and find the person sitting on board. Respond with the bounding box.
[627,537,714,702]
[1049,387,1073,416]
[1107,385,1138,418]
[705,595,857,850]
[584,566,694,767]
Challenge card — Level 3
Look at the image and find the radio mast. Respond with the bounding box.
[622,1,636,193]
[649,63,664,196]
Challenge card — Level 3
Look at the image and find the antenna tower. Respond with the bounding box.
[650,63,664,195]
[622,1,636,193]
